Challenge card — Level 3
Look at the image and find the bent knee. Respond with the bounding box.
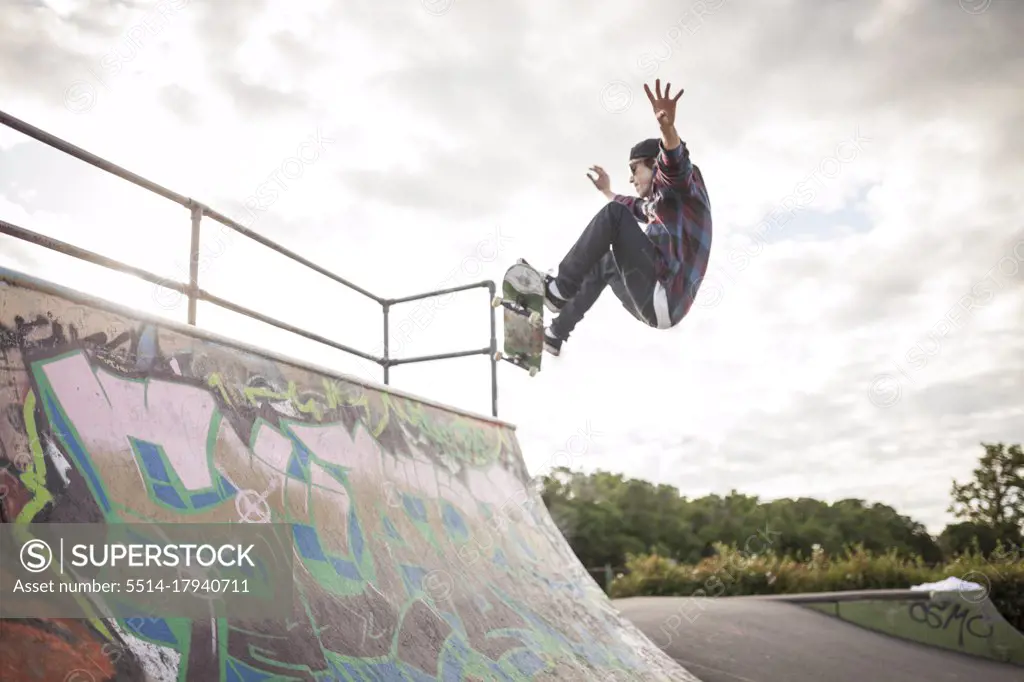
[600,200,637,225]
[602,200,632,217]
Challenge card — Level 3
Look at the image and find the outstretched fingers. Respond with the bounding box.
[644,79,684,103]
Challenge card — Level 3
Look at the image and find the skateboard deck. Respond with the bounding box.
[492,259,545,376]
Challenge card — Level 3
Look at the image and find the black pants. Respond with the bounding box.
[549,201,663,340]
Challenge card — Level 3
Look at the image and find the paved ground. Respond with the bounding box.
[615,596,1022,682]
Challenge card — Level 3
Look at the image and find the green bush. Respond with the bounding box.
[609,542,1024,632]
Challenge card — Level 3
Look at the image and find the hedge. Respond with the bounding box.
[609,542,1023,632]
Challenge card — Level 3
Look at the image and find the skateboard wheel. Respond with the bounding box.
[493,351,503,361]
[529,367,538,377]
[529,311,542,326]
[491,295,502,308]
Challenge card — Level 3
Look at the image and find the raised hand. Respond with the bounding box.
[643,79,684,129]
[587,165,611,192]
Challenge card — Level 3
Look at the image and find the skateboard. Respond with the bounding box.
[491,258,545,376]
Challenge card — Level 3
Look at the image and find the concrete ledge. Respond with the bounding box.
[790,589,1024,666]
[747,589,932,603]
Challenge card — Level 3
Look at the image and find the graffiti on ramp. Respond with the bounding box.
[0,270,699,681]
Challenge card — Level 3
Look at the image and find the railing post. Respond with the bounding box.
[488,281,498,418]
[382,301,391,385]
[187,202,203,325]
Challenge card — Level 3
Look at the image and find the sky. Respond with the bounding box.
[0,0,1021,536]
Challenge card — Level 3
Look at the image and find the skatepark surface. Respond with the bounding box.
[1,267,1018,681]
[615,595,1021,682]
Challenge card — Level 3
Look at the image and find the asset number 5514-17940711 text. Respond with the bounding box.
[125,578,250,593]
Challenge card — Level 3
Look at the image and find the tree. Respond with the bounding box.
[538,467,947,570]
[948,442,1024,544]
[938,522,1002,558]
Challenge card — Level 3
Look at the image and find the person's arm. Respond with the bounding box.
[661,122,681,152]
[588,165,646,220]
[653,134,693,191]
[644,79,693,191]
[611,192,647,222]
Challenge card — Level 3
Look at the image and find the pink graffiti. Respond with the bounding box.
[41,352,217,490]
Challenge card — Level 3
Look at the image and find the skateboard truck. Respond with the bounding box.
[492,295,542,326]
[493,350,539,377]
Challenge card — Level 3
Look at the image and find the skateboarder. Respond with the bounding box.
[542,79,713,355]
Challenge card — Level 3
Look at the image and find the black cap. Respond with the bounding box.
[629,138,660,160]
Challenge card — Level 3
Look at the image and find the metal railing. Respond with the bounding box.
[0,110,501,417]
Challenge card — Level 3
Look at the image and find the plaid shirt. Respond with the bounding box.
[613,140,712,324]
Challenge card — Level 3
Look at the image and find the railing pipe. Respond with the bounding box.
[1,109,503,417]
[488,280,498,417]
[187,203,203,325]
[382,302,391,385]
[382,280,500,417]
[197,289,382,364]
[0,219,189,297]
[387,280,490,305]
[0,110,381,306]
[0,110,190,206]
[386,347,492,368]
[201,206,381,303]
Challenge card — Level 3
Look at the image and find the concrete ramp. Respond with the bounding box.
[0,268,699,681]
[796,589,1024,666]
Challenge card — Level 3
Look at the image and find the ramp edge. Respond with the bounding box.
[0,265,514,429]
